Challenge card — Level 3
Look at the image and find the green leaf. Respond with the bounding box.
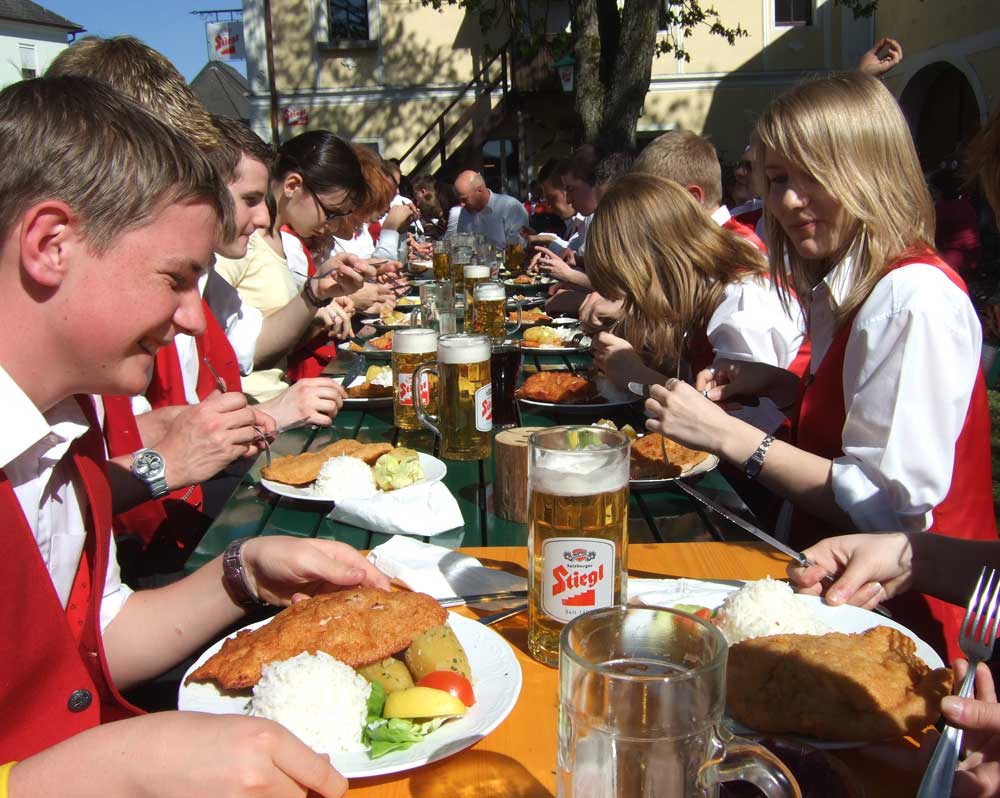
[365,681,386,723]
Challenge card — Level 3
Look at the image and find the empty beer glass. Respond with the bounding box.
[558,607,800,798]
[418,281,456,335]
[414,333,492,460]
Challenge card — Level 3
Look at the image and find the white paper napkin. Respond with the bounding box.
[367,536,526,599]
[626,577,739,605]
[328,482,464,537]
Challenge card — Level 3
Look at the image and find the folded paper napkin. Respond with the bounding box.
[367,535,526,599]
[328,482,463,537]
[626,577,739,605]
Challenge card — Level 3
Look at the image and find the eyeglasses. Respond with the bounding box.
[307,185,354,222]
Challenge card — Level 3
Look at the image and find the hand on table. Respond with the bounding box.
[8,710,349,798]
[786,532,913,610]
[158,392,276,489]
[241,536,390,605]
[257,377,347,429]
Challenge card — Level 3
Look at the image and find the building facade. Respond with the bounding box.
[242,0,999,188]
[0,1,83,88]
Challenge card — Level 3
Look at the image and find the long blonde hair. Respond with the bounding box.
[752,71,934,325]
[587,173,767,366]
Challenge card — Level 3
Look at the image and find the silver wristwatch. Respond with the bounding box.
[131,448,169,498]
[743,434,775,480]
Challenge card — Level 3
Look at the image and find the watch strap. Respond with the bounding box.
[303,279,332,308]
[222,538,266,607]
[743,434,775,480]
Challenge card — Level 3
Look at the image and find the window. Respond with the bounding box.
[329,0,370,41]
[774,0,812,26]
[19,44,36,79]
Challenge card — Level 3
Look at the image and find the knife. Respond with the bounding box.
[437,590,528,607]
[672,479,812,568]
[341,355,366,390]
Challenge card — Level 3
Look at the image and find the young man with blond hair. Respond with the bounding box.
[0,75,384,798]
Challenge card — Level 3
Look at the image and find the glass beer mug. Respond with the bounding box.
[471,280,521,343]
[463,264,491,311]
[527,426,629,667]
[392,328,438,430]
[414,333,492,460]
[432,240,451,281]
[558,607,801,798]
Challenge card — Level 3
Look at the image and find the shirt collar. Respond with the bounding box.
[0,366,90,470]
[483,190,496,214]
[710,205,731,226]
[813,249,858,310]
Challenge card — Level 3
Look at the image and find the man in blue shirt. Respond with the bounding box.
[452,170,528,247]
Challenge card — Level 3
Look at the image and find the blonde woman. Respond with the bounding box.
[587,172,802,436]
[647,71,993,659]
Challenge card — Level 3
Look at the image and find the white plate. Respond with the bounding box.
[339,341,392,360]
[517,395,641,411]
[632,580,946,749]
[363,314,414,331]
[333,374,394,408]
[549,317,579,327]
[629,452,720,488]
[260,452,447,502]
[178,613,522,779]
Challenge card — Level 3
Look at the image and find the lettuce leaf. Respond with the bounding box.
[363,715,450,759]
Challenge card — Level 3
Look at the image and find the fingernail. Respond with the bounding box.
[826,590,844,605]
[942,696,963,718]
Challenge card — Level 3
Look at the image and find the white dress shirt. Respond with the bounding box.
[708,275,805,433]
[812,256,982,532]
[456,190,530,247]
[0,370,132,630]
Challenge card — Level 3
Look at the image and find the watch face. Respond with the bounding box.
[134,450,164,478]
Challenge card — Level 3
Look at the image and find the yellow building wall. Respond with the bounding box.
[875,0,996,54]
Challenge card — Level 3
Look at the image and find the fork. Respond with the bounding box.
[202,356,228,393]
[917,566,1000,798]
[254,426,273,469]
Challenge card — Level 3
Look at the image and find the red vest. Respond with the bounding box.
[794,252,996,659]
[723,216,767,254]
[283,226,337,381]
[145,299,242,409]
[100,396,210,550]
[0,396,140,761]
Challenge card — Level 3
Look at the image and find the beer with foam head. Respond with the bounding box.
[471,280,518,343]
[463,264,491,312]
[392,328,439,430]
[527,426,630,666]
[414,333,492,460]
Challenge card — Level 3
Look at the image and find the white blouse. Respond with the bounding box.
[811,257,982,532]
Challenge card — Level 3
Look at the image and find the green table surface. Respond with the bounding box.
[186,346,759,572]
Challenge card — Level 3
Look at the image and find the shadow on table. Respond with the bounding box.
[403,749,553,798]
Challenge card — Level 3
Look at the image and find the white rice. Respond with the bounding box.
[713,577,828,645]
[248,651,371,754]
[312,456,378,500]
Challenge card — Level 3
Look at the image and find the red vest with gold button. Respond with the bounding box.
[794,252,996,660]
[0,396,140,761]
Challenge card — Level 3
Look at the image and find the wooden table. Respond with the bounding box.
[344,543,924,798]
[186,350,758,571]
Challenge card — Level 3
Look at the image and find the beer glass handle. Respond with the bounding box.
[413,362,440,437]
[698,737,801,798]
[507,302,522,338]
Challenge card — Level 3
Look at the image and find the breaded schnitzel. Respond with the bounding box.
[726,625,952,741]
[186,589,447,690]
[630,433,708,479]
[516,372,597,403]
[260,439,392,485]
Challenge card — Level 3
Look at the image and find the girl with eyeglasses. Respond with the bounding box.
[215,130,368,394]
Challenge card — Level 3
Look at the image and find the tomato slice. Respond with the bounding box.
[694,607,713,621]
[416,670,475,707]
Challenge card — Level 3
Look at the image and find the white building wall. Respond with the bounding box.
[0,21,72,88]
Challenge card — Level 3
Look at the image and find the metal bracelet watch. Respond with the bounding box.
[222,538,266,607]
[130,448,169,498]
[743,434,775,480]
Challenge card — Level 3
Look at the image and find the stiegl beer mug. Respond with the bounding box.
[527,426,629,667]
[472,280,521,343]
[414,333,492,460]
[392,328,438,430]
[558,607,801,798]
